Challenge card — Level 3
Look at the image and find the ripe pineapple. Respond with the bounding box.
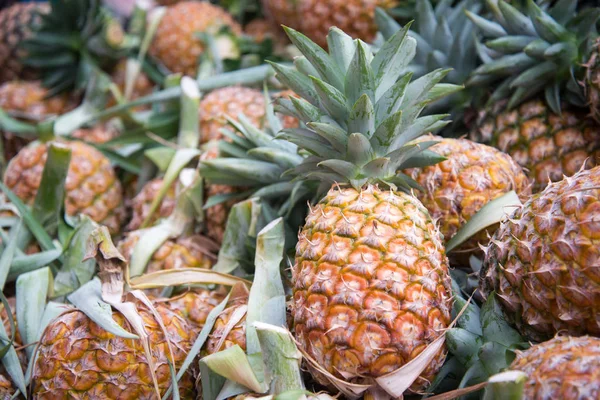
[32,295,203,399]
[0,80,78,161]
[149,1,242,77]
[3,140,125,233]
[200,142,242,244]
[70,123,121,144]
[0,2,48,84]
[271,26,458,394]
[164,289,226,329]
[199,86,265,144]
[205,293,248,354]
[261,0,397,48]
[108,58,155,109]
[118,230,218,274]
[127,178,177,231]
[509,335,600,399]
[481,165,600,341]
[465,1,600,189]
[470,100,600,191]
[403,135,531,262]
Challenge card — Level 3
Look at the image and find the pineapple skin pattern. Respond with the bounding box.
[510,336,600,400]
[31,295,209,399]
[482,166,600,342]
[292,185,452,389]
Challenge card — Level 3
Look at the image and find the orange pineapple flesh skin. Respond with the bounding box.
[32,294,219,399]
[149,1,241,77]
[469,99,600,192]
[261,0,397,49]
[292,185,452,389]
[510,336,600,399]
[404,136,531,263]
[482,166,600,341]
[3,140,125,234]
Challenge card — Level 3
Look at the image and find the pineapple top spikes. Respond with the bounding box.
[270,25,461,191]
[376,0,482,85]
[466,0,600,113]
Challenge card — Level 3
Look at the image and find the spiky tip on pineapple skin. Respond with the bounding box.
[261,0,397,49]
[149,1,241,77]
[510,335,600,399]
[469,99,600,192]
[292,184,452,390]
[481,166,600,342]
[404,136,531,264]
[0,3,48,84]
[3,140,125,234]
[31,296,201,399]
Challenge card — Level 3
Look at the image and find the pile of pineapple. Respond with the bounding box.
[0,0,599,399]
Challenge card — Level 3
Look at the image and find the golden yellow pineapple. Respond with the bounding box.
[481,165,600,341]
[404,136,531,262]
[32,295,202,399]
[163,289,226,329]
[470,100,600,192]
[271,25,459,396]
[149,1,241,77]
[118,230,218,275]
[205,292,248,354]
[127,178,177,231]
[509,336,600,399]
[0,80,78,161]
[108,59,155,109]
[200,142,242,245]
[0,3,48,84]
[70,123,121,145]
[261,0,397,48]
[199,86,265,144]
[3,140,125,233]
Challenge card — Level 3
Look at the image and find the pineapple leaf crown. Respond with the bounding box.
[466,0,600,113]
[21,0,131,96]
[377,0,481,86]
[199,91,314,216]
[270,25,461,192]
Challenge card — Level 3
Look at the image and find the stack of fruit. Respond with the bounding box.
[0,0,599,399]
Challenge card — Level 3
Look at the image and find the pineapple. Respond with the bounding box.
[481,165,600,341]
[470,99,600,191]
[3,140,125,233]
[403,135,531,262]
[0,374,14,400]
[163,289,226,329]
[205,291,248,354]
[0,80,78,161]
[70,123,121,144]
[118,230,218,275]
[261,0,397,48]
[0,2,48,84]
[271,26,458,394]
[465,1,600,189]
[127,178,177,231]
[509,335,600,399]
[149,1,242,77]
[31,294,210,399]
[199,86,266,144]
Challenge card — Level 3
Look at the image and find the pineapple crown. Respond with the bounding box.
[466,0,600,113]
[198,94,313,217]
[270,25,461,192]
[377,0,481,86]
[21,0,132,96]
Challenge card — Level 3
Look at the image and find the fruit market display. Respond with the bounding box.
[0,1,599,400]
